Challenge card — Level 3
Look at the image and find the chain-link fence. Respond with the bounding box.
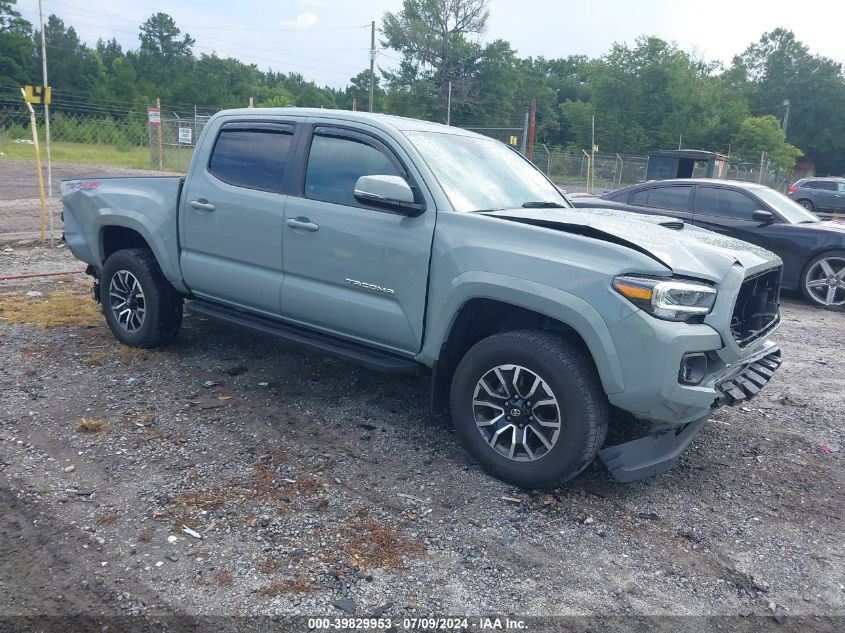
[0,102,799,239]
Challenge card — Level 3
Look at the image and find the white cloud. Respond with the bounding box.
[280,12,319,28]
[298,0,328,5]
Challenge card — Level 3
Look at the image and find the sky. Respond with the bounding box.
[15,0,845,91]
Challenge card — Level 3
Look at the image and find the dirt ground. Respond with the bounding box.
[0,243,843,631]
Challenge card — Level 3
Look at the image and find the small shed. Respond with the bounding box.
[646,150,729,181]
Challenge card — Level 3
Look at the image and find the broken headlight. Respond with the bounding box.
[613,275,717,322]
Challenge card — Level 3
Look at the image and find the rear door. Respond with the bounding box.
[807,181,838,212]
[626,184,694,221]
[180,119,297,315]
[280,122,436,354]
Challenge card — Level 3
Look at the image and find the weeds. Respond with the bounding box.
[0,290,101,329]
[255,578,312,597]
[325,518,426,570]
[95,512,120,526]
[199,570,234,587]
[257,558,286,574]
[76,418,107,433]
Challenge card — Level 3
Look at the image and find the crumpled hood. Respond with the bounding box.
[484,206,782,282]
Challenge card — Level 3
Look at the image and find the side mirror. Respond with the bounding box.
[752,209,775,224]
[354,175,425,216]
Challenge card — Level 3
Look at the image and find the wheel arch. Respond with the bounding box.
[94,215,187,293]
[429,293,624,417]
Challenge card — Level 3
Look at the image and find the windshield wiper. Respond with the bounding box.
[522,201,566,208]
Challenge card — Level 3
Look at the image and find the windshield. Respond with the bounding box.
[754,188,820,224]
[404,131,570,212]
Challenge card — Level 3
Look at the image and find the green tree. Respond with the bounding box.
[731,115,802,170]
[342,69,384,112]
[136,12,195,92]
[382,0,489,120]
[729,28,845,174]
[0,0,34,85]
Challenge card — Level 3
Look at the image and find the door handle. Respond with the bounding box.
[190,199,216,212]
[286,217,319,232]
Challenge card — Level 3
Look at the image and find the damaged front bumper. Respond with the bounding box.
[599,346,782,483]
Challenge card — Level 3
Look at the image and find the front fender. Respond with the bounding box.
[417,271,625,394]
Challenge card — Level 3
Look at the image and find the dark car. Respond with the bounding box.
[571,179,845,308]
[788,177,845,214]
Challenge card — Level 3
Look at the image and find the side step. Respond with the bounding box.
[185,300,420,375]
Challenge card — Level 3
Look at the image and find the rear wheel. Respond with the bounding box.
[796,199,814,211]
[100,248,183,347]
[450,330,608,489]
[801,251,845,309]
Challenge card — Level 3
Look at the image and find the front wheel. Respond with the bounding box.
[801,251,845,309]
[450,330,608,489]
[100,248,183,347]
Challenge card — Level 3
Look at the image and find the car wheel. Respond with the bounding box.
[801,250,845,309]
[796,199,814,211]
[100,248,183,347]
[450,330,608,489]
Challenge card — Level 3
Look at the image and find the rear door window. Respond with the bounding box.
[807,181,837,191]
[695,186,760,219]
[629,189,650,205]
[208,123,294,193]
[644,186,692,211]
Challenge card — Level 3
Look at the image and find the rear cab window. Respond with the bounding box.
[208,122,295,193]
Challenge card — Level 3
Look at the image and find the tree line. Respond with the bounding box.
[1,0,844,173]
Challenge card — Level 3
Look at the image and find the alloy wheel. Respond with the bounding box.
[804,256,845,306]
[109,270,147,332]
[472,364,562,461]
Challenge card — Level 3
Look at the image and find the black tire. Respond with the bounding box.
[100,248,183,347]
[800,250,845,310]
[450,330,608,489]
[796,199,814,211]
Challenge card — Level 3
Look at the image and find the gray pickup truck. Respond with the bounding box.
[61,108,784,487]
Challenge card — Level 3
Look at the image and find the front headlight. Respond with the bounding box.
[613,275,717,321]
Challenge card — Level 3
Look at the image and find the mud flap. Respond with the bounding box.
[598,416,708,483]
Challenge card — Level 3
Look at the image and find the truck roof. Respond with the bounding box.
[213,107,481,137]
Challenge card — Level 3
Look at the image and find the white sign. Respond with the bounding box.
[147,107,160,125]
[178,127,192,144]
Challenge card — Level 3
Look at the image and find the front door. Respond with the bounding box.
[180,120,296,315]
[281,123,436,354]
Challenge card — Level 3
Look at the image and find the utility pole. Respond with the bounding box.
[446,81,452,125]
[368,21,375,113]
[678,134,683,150]
[782,99,790,137]
[520,112,529,155]
[527,98,537,161]
[38,0,53,244]
[590,113,595,193]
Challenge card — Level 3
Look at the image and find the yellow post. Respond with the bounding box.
[156,98,164,170]
[21,88,48,242]
[581,149,593,195]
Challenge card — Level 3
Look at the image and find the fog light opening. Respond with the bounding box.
[679,352,708,386]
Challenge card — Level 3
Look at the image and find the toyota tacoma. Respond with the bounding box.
[61,108,783,487]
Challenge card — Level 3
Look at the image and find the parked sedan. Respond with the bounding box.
[571,179,845,308]
[788,177,845,214]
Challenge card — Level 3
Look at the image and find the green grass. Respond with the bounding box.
[0,140,191,172]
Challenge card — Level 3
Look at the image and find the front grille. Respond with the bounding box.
[730,268,781,347]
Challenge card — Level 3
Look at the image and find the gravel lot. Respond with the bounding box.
[0,243,843,630]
